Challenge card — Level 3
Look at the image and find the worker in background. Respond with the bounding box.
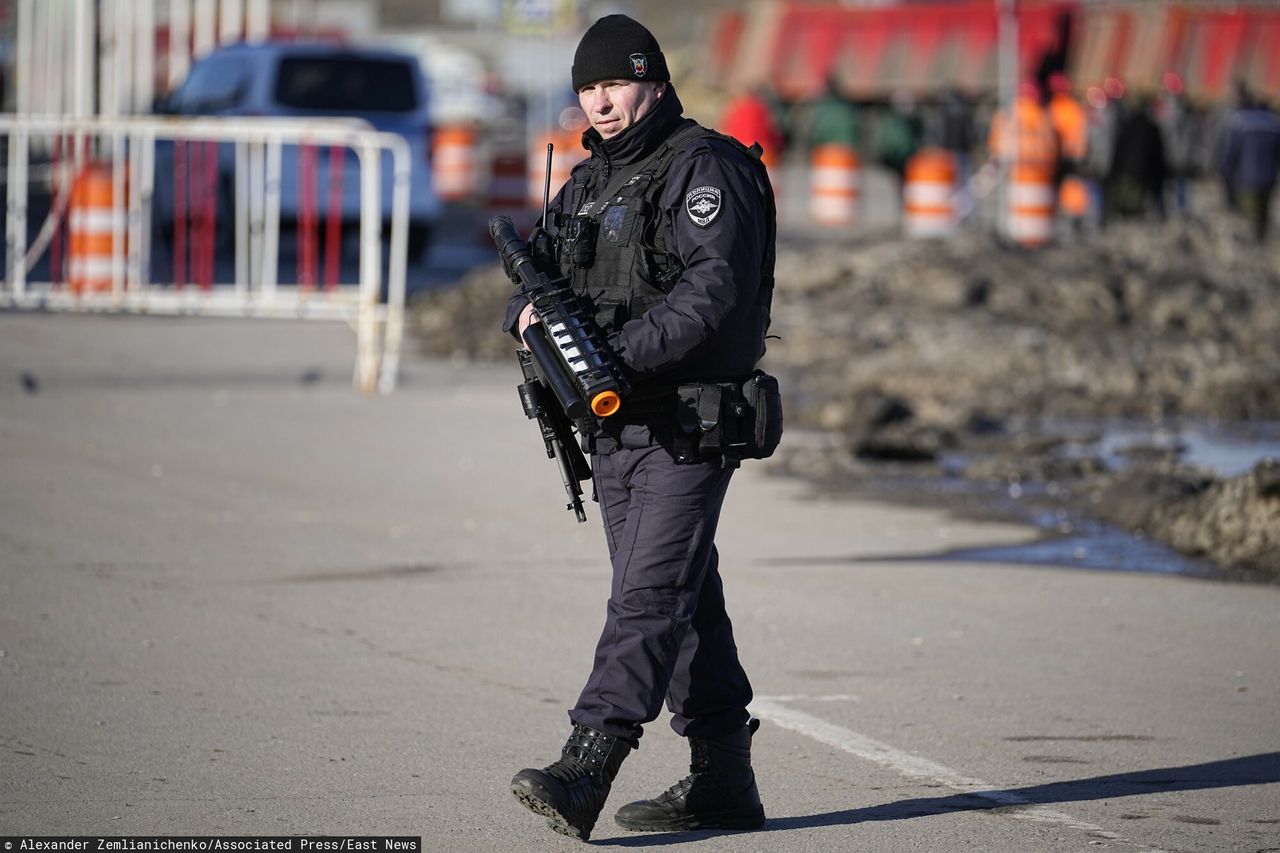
[987,79,1059,172]
[1047,72,1089,233]
[720,85,785,178]
[1107,91,1168,222]
[1217,84,1280,243]
[1084,77,1125,229]
[937,85,977,197]
[875,89,924,196]
[1154,71,1194,216]
[987,78,1059,236]
[806,73,861,154]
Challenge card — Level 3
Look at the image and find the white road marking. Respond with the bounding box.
[757,693,862,703]
[750,696,1169,853]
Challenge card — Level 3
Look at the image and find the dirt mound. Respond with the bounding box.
[768,217,1280,438]
[1094,459,1280,578]
[411,265,515,363]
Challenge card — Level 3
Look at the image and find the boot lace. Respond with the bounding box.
[658,773,699,802]
[545,725,616,782]
[657,739,712,802]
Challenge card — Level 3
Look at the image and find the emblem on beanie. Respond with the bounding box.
[685,186,722,228]
[629,53,648,78]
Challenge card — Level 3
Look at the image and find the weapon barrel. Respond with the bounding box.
[489,215,527,261]
[489,216,538,286]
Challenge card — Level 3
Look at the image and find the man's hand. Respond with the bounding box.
[516,302,540,347]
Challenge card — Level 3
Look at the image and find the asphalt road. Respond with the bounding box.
[1,313,1277,852]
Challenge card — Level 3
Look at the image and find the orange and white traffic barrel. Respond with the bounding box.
[487,150,528,222]
[67,162,116,294]
[528,131,586,208]
[432,124,478,202]
[809,143,860,227]
[903,148,957,238]
[1007,162,1055,247]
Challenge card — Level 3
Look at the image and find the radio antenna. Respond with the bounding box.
[542,143,554,227]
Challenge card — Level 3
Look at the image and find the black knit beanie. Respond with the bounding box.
[571,14,670,92]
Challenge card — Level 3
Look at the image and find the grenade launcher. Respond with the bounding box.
[489,215,631,522]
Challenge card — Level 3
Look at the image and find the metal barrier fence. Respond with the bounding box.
[1,114,411,394]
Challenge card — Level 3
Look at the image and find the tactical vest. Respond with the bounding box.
[556,121,776,384]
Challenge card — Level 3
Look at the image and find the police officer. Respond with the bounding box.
[502,14,776,841]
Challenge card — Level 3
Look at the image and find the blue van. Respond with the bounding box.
[155,42,441,260]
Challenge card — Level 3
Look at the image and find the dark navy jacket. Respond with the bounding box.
[503,88,774,395]
[1217,106,1280,190]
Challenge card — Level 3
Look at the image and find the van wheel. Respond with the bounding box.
[408,223,431,262]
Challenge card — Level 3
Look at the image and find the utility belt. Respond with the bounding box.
[603,370,781,468]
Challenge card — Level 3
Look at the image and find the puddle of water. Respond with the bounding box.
[983,421,1275,579]
[1158,426,1280,477]
[842,463,1222,579]
[928,520,1216,577]
[1051,419,1280,478]
[814,418,1278,580]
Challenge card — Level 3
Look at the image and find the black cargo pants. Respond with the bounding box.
[568,430,753,745]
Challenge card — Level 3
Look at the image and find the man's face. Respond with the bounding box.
[577,80,666,139]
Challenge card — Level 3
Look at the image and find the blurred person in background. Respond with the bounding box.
[1106,92,1168,222]
[720,84,786,173]
[758,83,795,152]
[987,80,1058,170]
[1047,73,1087,166]
[1216,83,1280,243]
[1189,91,1228,189]
[936,85,977,196]
[805,73,861,154]
[1085,77,1125,228]
[1155,71,1194,216]
[1047,72,1089,233]
[503,13,776,841]
[987,79,1059,203]
[875,89,924,195]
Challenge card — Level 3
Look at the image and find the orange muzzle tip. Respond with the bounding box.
[591,390,622,418]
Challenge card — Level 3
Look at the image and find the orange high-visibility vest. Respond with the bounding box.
[988,96,1059,170]
[1048,93,1088,162]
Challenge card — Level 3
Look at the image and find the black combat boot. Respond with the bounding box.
[511,723,632,841]
[614,718,765,832]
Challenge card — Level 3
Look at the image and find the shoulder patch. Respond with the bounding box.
[685,185,723,228]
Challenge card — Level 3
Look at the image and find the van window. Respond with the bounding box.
[179,54,249,113]
[274,57,419,113]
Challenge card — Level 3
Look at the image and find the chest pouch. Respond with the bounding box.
[600,203,637,245]
[561,214,598,270]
